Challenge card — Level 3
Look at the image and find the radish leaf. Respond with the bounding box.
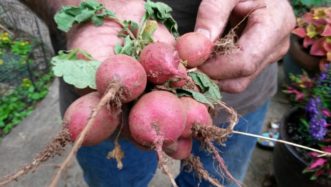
[144,0,179,36]
[176,88,214,108]
[189,71,222,104]
[54,0,116,32]
[51,50,101,89]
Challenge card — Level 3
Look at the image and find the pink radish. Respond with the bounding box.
[129,90,186,147]
[64,92,120,146]
[96,54,147,103]
[139,42,186,84]
[176,32,213,68]
[164,137,193,160]
[129,90,187,186]
[180,97,212,138]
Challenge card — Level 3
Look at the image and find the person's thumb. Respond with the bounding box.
[195,0,239,42]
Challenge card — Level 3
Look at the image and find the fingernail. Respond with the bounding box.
[195,28,211,40]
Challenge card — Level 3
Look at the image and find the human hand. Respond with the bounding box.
[62,0,176,141]
[196,0,296,93]
[66,0,175,62]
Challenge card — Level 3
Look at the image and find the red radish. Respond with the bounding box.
[64,92,120,146]
[129,90,186,147]
[129,90,186,186]
[180,97,212,138]
[139,42,186,84]
[96,54,147,103]
[176,32,213,68]
[165,137,193,160]
[181,97,241,186]
[169,63,188,88]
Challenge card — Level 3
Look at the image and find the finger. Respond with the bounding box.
[232,0,266,17]
[218,37,290,93]
[67,0,146,61]
[195,0,239,42]
[103,0,145,23]
[67,21,122,62]
[199,6,275,80]
[153,24,176,46]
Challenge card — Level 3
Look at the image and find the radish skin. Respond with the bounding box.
[165,137,193,160]
[140,42,185,84]
[176,32,213,68]
[129,90,186,147]
[64,92,120,146]
[180,97,212,138]
[96,54,147,103]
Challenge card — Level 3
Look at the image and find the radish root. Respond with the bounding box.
[107,116,125,170]
[204,139,242,187]
[213,5,266,56]
[0,129,70,186]
[155,138,178,187]
[49,82,121,187]
[191,101,241,186]
[184,156,224,187]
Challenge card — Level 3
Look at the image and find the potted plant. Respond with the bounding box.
[283,7,331,81]
[291,0,329,16]
[273,66,331,186]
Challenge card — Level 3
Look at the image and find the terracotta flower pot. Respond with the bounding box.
[288,35,321,72]
[273,108,331,187]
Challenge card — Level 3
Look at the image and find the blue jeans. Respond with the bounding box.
[76,101,269,187]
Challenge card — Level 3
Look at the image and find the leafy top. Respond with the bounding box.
[144,0,179,36]
[51,50,101,89]
[54,0,116,32]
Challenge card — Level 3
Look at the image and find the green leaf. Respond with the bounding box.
[188,71,222,104]
[104,9,116,19]
[0,121,5,128]
[91,15,104,26]
[176,88,214,108]
[114,44,122,55]
[51,50,101,89]
[54,0,117,32]
[3,125,12,134]
[144,0,179,36]
[75,9,95,23]
[122,20,140,34]
[141,20,158,42]
[81,0,103,10]
[63,6,82,16]
[54,8,76,32]
[114,36,137,58]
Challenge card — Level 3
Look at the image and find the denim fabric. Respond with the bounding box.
[76,101,269,187]
[77,139,158,187]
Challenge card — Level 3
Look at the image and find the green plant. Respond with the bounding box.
[0,31,53,136]
[284,65,331,180]
[291,0,329,16]
[0,73,53,136]
[292,7,331,66]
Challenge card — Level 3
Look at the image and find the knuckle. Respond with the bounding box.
[239,55,259,76]
[200,0,223,11]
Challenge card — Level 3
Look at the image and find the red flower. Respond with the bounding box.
[308,158,327,170]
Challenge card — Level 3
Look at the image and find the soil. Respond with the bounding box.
[285,109,319,164]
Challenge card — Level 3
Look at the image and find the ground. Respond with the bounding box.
[0,64,290,187]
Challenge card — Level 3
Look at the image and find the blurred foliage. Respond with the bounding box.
[0,31,53,137]
[291,0,330,16]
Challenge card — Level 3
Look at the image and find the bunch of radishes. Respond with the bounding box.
[0,1,239,186]
[65,32,214,161]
